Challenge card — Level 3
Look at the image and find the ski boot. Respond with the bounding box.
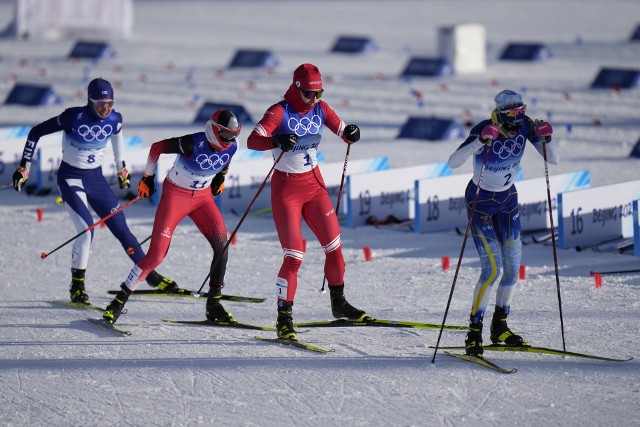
[69,269,89,305]
[103,285,130,324]
[146,270,180,293]
[465,315,484,356]
[490,306,524,346]
[206,291,234,322]
[329,284,368,321]
[276,301,297,340]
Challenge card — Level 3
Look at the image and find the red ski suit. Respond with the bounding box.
[247,85,353,302]
[123,134,233,292]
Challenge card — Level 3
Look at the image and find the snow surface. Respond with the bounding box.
[0,1,639,426]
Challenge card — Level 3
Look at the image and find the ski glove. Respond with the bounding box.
[12,166,29,192]
[138,173,155,198]
[211,171,226,196]
[535,120,553,143]
[480,124,499,143]
[273,134,297,152]
[117,161,131,189]
[343,124,360,144]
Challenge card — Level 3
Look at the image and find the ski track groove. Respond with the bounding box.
[286,379,319,421]
[340,342,372,357]
[335,379,346,415]
[114,391,127,419]
[169,375,188,420]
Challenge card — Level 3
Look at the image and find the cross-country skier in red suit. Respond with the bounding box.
[103,109,241,324]
[247,63,367,340]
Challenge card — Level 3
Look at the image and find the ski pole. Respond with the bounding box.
[575,234,623,252]
[1,184,13,189]
[41,196,141,259]
[589,268,640,276]
[192,151,285,297]
[320,142,351,294]
[542,141,566,352]
[431,141,491,364]
[126,234,152,255]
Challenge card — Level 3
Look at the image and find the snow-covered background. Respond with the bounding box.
[1,1,639,426]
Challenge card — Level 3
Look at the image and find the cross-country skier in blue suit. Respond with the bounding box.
[12,78,177,304]
[447,89,558,356]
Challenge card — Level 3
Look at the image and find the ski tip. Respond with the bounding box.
[444,351,517,374]
[87,317,132,335]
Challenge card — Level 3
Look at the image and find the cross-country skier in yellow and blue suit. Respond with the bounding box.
[447,90,558,356]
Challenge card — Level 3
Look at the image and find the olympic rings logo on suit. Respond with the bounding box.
[287,115,321,137]
[195,153,229,170]
[77,124,113,142]
[492,135,525,159]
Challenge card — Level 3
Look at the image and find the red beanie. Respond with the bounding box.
[293,63,322,91]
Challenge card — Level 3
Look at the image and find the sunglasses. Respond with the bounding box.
[500,104,526,117]
[299,89,323,100]
[212,120,241,142]
[90,99,115,108]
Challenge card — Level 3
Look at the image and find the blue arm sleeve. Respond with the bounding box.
[447,121,488,168]
[21,111,73,165]
[524,116,542,143]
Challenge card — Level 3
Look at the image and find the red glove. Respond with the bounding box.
[535,120,553,142]
[480,124,499,143]
[535,121,553,136]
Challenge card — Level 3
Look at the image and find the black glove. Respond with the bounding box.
[344,124,360,143]
[12,167,29,192]
[273,134,297,152]
[211,172,225,196]
[138,173,155,198]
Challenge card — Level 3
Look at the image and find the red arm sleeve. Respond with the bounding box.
[320,102,347,140]
[144,136,192,175]
[247,104,285,151]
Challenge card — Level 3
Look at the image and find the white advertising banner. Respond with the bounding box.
[345,162,452,228]
[516,170,590,231]
[414,170,591,234]
[634,200,640,257]
[214,156,390,215]
[557,180,640,248]
[414,173,472,233]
